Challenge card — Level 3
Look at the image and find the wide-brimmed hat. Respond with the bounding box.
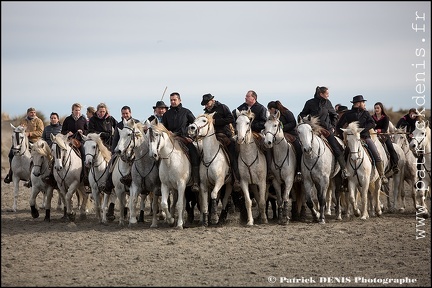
[336,105,348,113]
[351,95,367,103]
[201,93,215,106]
[153,101,169,109]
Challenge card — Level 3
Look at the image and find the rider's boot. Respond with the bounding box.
[4,169,12,184]
[102,172,114,195]
[337,154,350,179]
[191,166,200,193]
[376,160,389,184]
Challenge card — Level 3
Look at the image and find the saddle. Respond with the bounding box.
[174,136,192,163]
[252,131,268,154]
[283,132,296,143]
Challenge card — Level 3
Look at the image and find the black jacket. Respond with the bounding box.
[298,94,338,131]
[88,114,118,149]
[162,103,195,138]
[279,109,298,136]
[336,107,376,139]
[61,115,88,142]
[234,101,267,133]
[396,113,417,134]
[204,101,234,137]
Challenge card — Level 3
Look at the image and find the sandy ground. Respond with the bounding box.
[1,119,431,287]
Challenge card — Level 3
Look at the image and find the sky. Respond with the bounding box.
[1,1,431,122]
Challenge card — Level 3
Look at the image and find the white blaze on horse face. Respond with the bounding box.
[117,127,134,160]
[297,124,313,154]
[236,114,251,145]
[263,116,279,149]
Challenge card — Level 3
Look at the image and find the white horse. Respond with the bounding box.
[392,127,418,212]
[341,122,382,220]
[7,124,32,212]
[235,109,268,226]
[297,116,344,222]
[29,139,55,221]
[263,110,297,225]
[148,123,191,229]
[187,112,233,226]
[82,133,114,224]
[50,133,89,221]
[115,118,160,227]
[409,120,431,218]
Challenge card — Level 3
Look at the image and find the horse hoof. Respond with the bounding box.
[44,217,50,222]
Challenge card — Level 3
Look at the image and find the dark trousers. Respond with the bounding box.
[227,140,240,180]
[186,142,200,167]
[292,138,303,173]
[364,138,382,163]
[325,131,343,158]
[384,137,399,166]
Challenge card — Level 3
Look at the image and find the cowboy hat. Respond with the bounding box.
[336,105,348,113]
[153,101,169,109]
[201,93,215,106]
[351,95,367,103]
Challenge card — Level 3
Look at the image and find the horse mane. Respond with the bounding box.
[302,116,324,135]
[53,133,68,150]
[124,118,145,134]
[86,133,111,162]
[197,113,215,125]
[32,139,52,160]
[239,109,255,120]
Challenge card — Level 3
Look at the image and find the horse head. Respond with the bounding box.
[263,110,282,149]
[235,109,254,144]
[148,123,172,161]
[10,123,29,155]
[50,133,70,171]
[82,133,111,167]
[341,121,364,162]
[116,120,145,162]
[187,112,215,140]
[409,120,430,156]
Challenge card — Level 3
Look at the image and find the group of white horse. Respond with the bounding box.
[5,110,431,227]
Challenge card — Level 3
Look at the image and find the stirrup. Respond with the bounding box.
[295,172,303,182]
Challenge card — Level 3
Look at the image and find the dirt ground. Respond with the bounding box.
[1,120,431,287]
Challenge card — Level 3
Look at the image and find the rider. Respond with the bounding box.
[372,102,400,174]
[336,95,389,184]
[162,92,200,193]
[4,107,44,185]
[298,86,349,179]
[40,112,62,188]
[102,105,140,194]
[267,100,303,182]
[148,100,169,123]
[201,93,241,192]
[233,90,271,180]
[61,103,88,187]
[396,108,419,142]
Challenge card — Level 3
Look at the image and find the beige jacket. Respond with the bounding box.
[20,117,44,143]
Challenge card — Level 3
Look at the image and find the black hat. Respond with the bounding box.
[336,105,348,113]
[153,101,169,109]
[201,93,215,106]
[351,95,367,103]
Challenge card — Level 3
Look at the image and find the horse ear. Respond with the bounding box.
[81,134,88,141]
[297,115,303,124]
[235,109,241,117]
[10,123,16,130]
[358,128,365,134]
[275,110,280,119]
[209,111,216,118]
[50,133,55,141]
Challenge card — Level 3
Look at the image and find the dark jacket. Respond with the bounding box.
[298,94,338,131]
[111,117,140,153]
[88,114,118,149]
[336,107,376,139]
[234,101,267,133]
[61,115,88,141]
[162,103,195,138]
[279,109,298,136]
[372,114,390,134]
[42,123,62,147]
[396,113,417,134]
[204,101,234,137]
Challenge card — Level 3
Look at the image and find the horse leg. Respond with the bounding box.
[160,185,174,226]
[303,179,319,222]
[255,183,268,224]
[127,184,138,226]
[240,181,254,226]
[10,176,20,212]
[316,183,328,224]
[29,185,40,218]
[199,184,209,227]
[78,189,89,221]
[175,184,187,229]
[150,192,159,228]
